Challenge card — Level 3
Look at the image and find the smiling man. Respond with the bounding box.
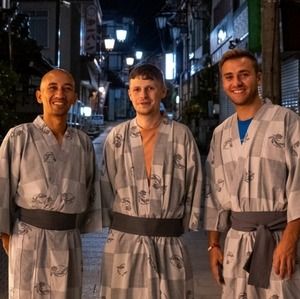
[204,49,300,298]
[0,68,101,299]
[99,63,203,298]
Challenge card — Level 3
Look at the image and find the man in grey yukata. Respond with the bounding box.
[204,48,300,299]
[100,64,202,299]
[0,69,102,299]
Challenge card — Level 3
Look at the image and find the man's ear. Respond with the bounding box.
[72,93,78,105]
[257,71,262,85]
[162,86,168,98]
[36,89,42,104]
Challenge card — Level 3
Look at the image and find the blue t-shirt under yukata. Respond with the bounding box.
[238,118,252,143]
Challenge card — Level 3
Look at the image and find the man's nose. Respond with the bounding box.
[233,76,243,85]
[142,88,149,97]
[55,87,66,97]
[140,89,148,97]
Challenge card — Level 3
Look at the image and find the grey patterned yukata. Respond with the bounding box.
[0,116,101,299]
[204,100,300,299]
[100,117,202,299]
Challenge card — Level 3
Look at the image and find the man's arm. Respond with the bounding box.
[208,230,224,285]
[273,218,300,279]
[99,132,117,227]
[0,233,9,254]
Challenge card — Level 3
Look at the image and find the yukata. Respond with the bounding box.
[100,117,202,299]
[0,116,102,299]
[204,100,300,299]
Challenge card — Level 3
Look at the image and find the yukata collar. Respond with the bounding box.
[34,115,51,134]
[33,115,73,139]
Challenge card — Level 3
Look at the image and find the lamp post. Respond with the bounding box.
[102,35,117,121]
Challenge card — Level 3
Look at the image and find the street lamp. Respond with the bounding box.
[104,37,115,51]
[116,29,127,42]
[135,50,143,60]
[126,56,134,66]
[170,27,181,41]
[155,14,168,29]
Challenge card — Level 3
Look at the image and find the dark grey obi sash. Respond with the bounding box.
[231,211,287,289]
[111,212,184,237]
[19,208,77,230]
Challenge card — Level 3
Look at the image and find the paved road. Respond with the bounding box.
[82,123,222,299]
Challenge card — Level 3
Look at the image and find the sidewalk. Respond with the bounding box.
[184,230,222,298]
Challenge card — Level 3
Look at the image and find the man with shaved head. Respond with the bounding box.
[0,68,101,298]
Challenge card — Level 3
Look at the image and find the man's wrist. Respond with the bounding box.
[208,242,220,252]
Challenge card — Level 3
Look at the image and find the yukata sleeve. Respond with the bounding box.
[0,129,19,235]
[79,139,102,233]
[182,129,203,231]
[203,132,230,232]
[285,114,300,222]
[100,131,116,227]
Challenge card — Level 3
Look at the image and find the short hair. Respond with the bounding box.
[129,63,165,87]
[219,49,260,73]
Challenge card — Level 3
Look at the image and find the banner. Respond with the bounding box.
[85,4,97,55]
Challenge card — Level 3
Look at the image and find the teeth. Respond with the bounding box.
[233,90,244,94]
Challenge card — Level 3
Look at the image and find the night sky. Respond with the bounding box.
[100,0,166,52]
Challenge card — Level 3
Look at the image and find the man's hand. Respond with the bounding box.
[273,218,300,279]
[209,246,225,285]
[1,233,9,255]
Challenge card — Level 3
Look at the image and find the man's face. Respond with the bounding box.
[221,57,261,107]
[36,70,77,118]
[128,76,167,117]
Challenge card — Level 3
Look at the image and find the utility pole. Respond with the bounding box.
[55,0,60,66]
[261,0,281,105]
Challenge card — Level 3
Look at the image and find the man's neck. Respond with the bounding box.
[43,115,67,143]
[136,114,162,130]
[236,97,263,120]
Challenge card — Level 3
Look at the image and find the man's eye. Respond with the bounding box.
[240,73,249,79]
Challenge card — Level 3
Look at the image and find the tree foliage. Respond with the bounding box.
[0,62,20,136]
[0,6,52,136]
